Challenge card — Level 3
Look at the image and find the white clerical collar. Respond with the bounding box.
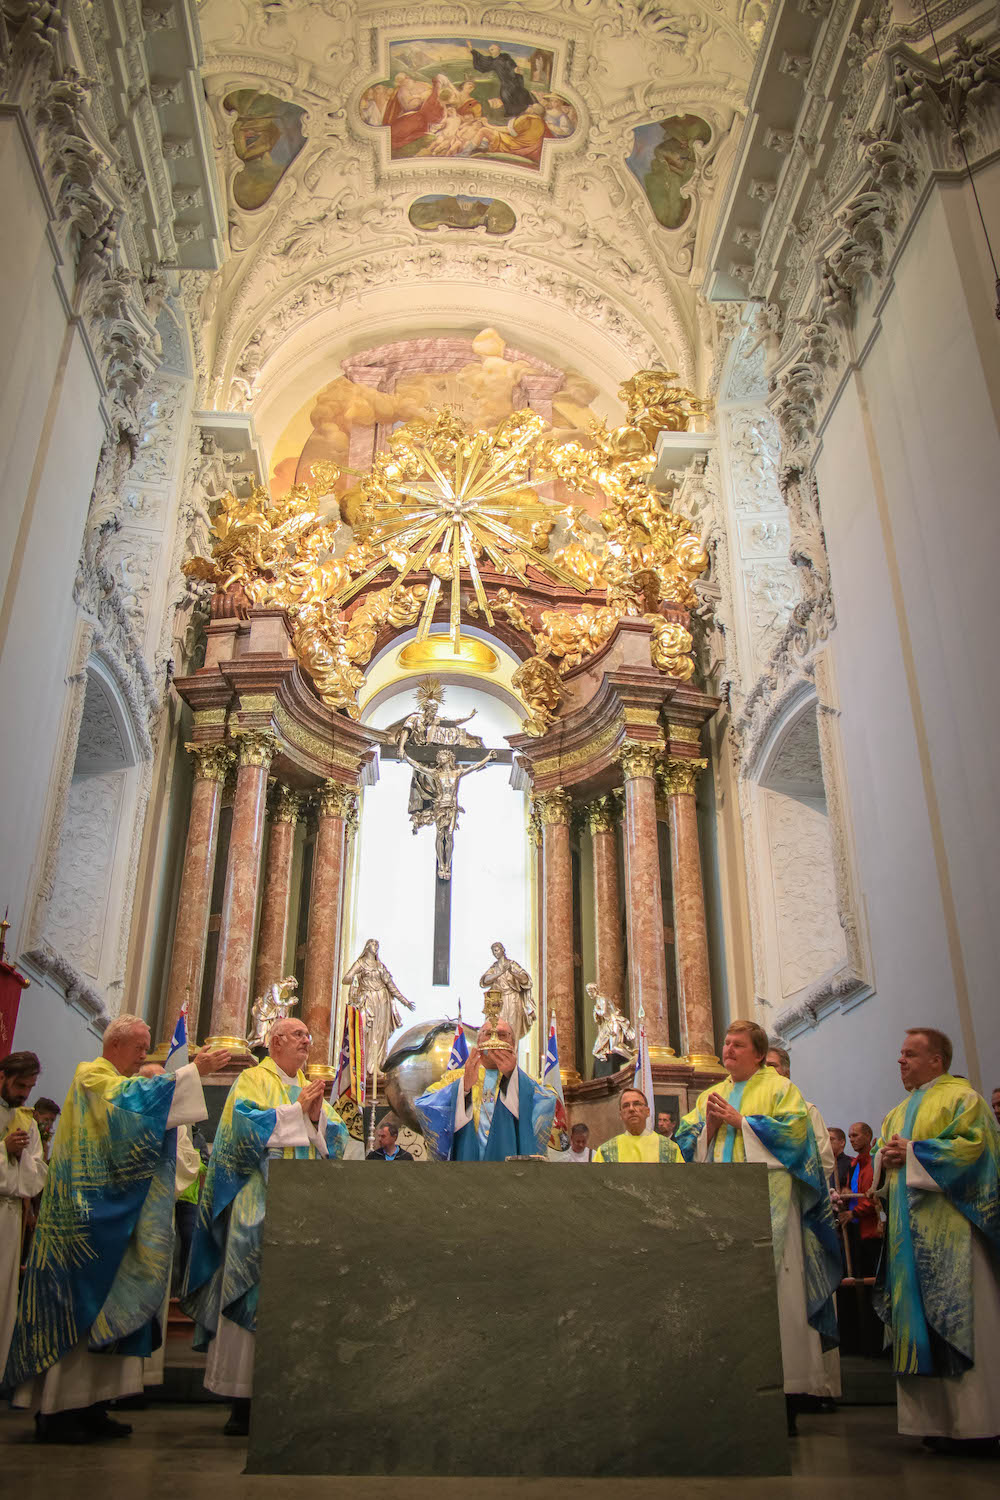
[274,1064,298,1086]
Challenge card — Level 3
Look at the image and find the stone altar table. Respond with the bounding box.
[248,1162,788,1477]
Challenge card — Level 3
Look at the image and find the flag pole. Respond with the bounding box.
[367,1056,378,1154]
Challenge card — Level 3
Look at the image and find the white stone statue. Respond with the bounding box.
[341,938,415,1075]
[247,976,299,1050]
[479,941,536,1044]
[589,983,637,1063]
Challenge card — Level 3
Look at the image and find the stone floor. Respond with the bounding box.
[0,1402,996,1496]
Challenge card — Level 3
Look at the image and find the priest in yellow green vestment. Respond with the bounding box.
[874,1027,1000,1450]
[594,1087,684,1162]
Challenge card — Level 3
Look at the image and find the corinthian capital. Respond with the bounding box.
[185,742,233,783]
[585,795,619,834]
[315,780,357,821]
[234,730,278,770]
[531,788,573,827]
[617,741,662,782]
[659,757,708,798]
[270,784,303,824]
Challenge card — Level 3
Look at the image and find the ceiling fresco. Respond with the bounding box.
[194,1,763,434]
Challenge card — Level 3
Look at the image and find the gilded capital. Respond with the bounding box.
[531,788,573,827]
[315,779,357,821]
[234,729,278,770]
[659,756,708,798]
[186,742,233,783]
[270,783,303,824]
[617,741,662,782]
[585,795,619,835]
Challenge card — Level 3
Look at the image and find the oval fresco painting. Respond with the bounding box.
[409,194,516,234]
[224,89,307,211]
[359,37,576,171]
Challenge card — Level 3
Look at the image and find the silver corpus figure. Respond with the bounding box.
[589,983,637,1063]
[479,941,536,1044]
[401,745,496,880]
[342,939,416,1076]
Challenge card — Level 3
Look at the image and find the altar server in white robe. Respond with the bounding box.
[7,1016,231,1443]
[0,1051,47,1375]
[676,1020,842,1435]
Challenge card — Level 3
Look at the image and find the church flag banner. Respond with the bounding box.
[348,1005,366,1108]
[0,960,28,1054]
[634,1016,654,1133]
[165,1003,188,1072]
[334,1010,351,1105]
[446,1021,469,1072]
[542,1016,570,1152]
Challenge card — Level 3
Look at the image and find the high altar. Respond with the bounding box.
[158,371,727,1123]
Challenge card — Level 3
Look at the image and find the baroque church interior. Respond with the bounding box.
[1,0,999,1488]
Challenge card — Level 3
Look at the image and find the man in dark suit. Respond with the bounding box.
[367,1119,414,1161]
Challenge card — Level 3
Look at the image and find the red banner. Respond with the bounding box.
[0,962,28,1054]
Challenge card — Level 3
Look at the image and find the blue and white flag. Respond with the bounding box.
[446,1021,469,1073]
[542,1016,570,1153]
[165,1003,189,1072]
[633,1012,654,1133]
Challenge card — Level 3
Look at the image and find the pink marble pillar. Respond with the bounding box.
[160,743,233,1047]
[535,789,578,1082]
[303,782,355,1074]
[253,784,302,998]
[619,742,673,1058]
[662,757,716,1062]
[206,732,276,1050]
[587,796,624,1009]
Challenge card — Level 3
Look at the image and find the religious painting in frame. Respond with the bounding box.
[653,1092,681,1141]
[408,193,516,234]
[223,88,307,211]
[626,114,712,229]
[359,37,577,170]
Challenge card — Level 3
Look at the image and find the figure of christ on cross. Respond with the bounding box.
[401,745,496,882]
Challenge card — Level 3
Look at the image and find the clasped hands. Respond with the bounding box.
[297,1078,327,1123]
[705,1090,743,1138]
[880,1133,909,1170]
[464,1044,516,1091]
[4,1129,29,1161]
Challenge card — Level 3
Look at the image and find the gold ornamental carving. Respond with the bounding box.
[668,723,703,744]
[511,655,562,736]
[272,704,361,772]
[186,742,233,783]
[622,705,662,728]
[234,730,278,770]
[617,741,663,781]
[531,788,573,827]
[193,707,227,727]
[585,795,619,835]
[270,784,303,824]
[239,693,276,713]
[659,757,708,798]
[315,780,358,821]
[532,719,623,779]
[182,375,710,725]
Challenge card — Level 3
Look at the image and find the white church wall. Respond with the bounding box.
[790,176,1000,1122]
[10,965,102,1108]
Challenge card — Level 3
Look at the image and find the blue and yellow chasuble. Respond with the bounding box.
[593,1132,683,1163]
[415,1064,555,1160]
[876,1073,1000,1377]
[5,1058,182,1385]
[182,1057,347,1350]
[676,1065,841,1346]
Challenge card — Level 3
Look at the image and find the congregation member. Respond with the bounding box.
[367,1119,413,1160]
[841,1122,881,1280]
[182,1016,349,1437]
[593,1088,683,1162]
[566,1122,593,1162]
[677,1020,841,1434]
[874,1027,1000,1454]
[828,1128,853,1191]
[7,1016,230,1443]
[766,1046,836,1183]
[655,1108,677,1139]
[0,1052,47,1378]
[415,1018,555,1160]
[31,1096,60,1161]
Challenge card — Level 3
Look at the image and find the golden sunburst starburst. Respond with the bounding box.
[336,411,588,650]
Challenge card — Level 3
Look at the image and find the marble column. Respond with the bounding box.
[160,743,233,1047]
[206,731,276,1052]
[586,795,624,1009]
[302,781,356,1076]
[534,788,578,1083]
[619,742,674,1059]
[254,784,302,998]
[661,756,717,1063]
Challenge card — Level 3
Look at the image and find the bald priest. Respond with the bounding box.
[415,1019,555,1160]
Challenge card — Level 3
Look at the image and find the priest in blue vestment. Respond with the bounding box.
[415,1018,555,1160]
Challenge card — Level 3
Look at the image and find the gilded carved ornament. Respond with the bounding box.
[531,788,574,827]
[234,729,278,769]
[586,795,619,834]
[617,742,663,781]
[270,784,303,823]
[315,779,357,821]
[183,378,709,722]
[186,742,233,783]
[510,655,562,737]
[659,757,708,798]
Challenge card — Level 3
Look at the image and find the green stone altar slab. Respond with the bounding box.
[248,1161,789,1477]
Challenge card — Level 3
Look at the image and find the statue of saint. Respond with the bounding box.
[401,745,496,880]
[479,941,536,1043]
[246,975,299,1050]
[589,983,637,1063]
[342,939,415,1075]
[389,677,484,757]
